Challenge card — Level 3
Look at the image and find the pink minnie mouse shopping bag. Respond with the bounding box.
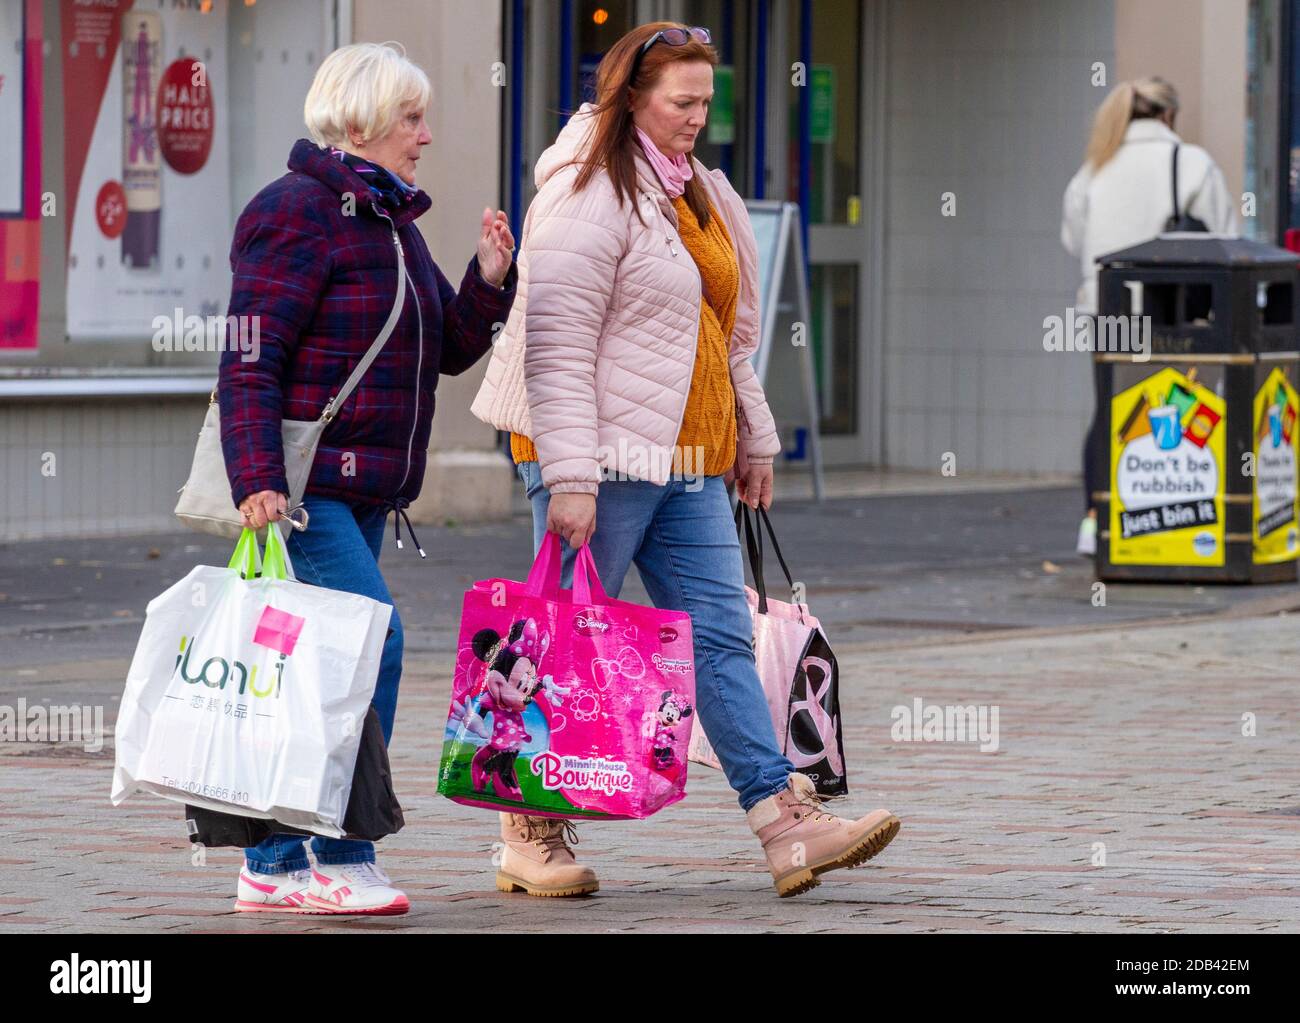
[436,534,696,820]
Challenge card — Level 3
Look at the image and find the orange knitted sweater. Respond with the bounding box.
[511,195,738,476]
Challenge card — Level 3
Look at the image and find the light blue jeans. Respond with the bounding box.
[244,497,404,873]
[517,461,793,811]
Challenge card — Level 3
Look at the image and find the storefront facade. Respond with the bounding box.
[0,0,1280,539]
[1,0,508,539]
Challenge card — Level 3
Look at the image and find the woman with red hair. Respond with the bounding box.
[473,23,901,899]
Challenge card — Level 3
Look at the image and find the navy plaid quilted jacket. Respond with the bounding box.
[218,139,517,521]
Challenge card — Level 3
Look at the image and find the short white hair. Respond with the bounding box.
[304,42,432,147]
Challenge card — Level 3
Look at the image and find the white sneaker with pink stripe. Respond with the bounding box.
[235,867,325,914]
[305,861,409,915]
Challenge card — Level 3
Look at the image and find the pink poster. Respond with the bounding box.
[61,0,229,338]
[0,0,42,350]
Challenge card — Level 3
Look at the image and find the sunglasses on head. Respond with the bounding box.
[628,25,711,84]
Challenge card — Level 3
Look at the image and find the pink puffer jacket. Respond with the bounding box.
[470,103,780,495]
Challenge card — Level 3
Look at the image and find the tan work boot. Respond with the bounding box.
[747,773,900,898]
[496,813,600,897]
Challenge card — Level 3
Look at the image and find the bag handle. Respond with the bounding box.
[260,522,297,582]
[572,545,610,606]
[735,502,769,613]
[525,531,565,597]
[755,507,796,593]
[1170,144,1181,223]
[320,231,408,425]
[524,532,610,605]
[754,506,804,622]
[228,525,297,581]
[228,528,262,580]
[734,503,801,619]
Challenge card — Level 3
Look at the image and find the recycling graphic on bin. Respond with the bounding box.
[1252,368,1300,564]
[1109,367,1227,566]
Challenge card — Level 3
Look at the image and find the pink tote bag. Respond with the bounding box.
[437,533,697,819]
[688,505,848,797]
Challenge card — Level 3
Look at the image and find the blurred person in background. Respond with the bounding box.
[1061,77,1238,556]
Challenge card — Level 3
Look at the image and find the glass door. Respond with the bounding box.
[780,0,878,465]
[573,0,637,105]
[667,0,752,191]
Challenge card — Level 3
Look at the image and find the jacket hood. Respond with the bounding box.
[534,106,599,189]
[287,138,432,227]
[535,103,707,200]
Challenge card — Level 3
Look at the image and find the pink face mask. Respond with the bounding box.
[634,125,694,198]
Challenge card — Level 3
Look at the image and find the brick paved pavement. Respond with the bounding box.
[1,609,1295,933]
[2,484,1297,933]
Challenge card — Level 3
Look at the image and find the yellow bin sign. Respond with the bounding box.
[1110,367,1227,566]
[1252,367,1300,564]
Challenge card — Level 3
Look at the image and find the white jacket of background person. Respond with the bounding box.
[1061,118,1240,314]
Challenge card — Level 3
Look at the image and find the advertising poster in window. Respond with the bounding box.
[1252,366,1300,564]
[1109,367,1227,566]
[63,0,230,339]
[0,0,42,350]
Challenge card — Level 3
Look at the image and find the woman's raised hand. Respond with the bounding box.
[476,207,515,288]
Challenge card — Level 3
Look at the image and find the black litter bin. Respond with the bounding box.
[1093,235,1300,583]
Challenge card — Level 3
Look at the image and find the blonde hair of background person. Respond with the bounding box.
[1084,76,1181,171]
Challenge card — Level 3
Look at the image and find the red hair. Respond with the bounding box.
[571,22,719,227]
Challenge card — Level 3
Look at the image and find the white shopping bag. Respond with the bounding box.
[111,526,393,837]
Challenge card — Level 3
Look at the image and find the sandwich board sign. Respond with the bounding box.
[744,200,825,501]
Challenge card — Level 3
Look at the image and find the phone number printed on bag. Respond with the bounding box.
[160,776,250,805]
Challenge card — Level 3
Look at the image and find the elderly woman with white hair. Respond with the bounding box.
[218,42,517,915]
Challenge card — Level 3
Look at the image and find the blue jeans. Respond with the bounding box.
[243,496,404,873]
[516,461,793,811]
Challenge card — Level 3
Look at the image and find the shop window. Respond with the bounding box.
[2,0,335,367]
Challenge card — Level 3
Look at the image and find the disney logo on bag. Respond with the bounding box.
[530,751,634,796]
[173,633,288,700]
[573,612,611,635]
[658,625,678,643]
[573,612,638,640]
[651,653,690,676]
